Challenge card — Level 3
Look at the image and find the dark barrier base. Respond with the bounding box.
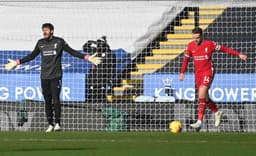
[0,100,255,132]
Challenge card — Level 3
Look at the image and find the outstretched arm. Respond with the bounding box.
[214,43,247,61]
[18,43,40,64]
[5,42,40,70]
[63,41,86,59]
[63,40,102,65]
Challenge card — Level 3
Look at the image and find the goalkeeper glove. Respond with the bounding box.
[5,59,19,71]
[85,53,102,65]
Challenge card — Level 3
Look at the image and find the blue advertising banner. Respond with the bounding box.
[0,49,131,102]
[144,73,256,102]
[0,50,90,102]
[0,73,85,102]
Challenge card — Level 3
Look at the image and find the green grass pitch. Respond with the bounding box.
[0,132,255,156]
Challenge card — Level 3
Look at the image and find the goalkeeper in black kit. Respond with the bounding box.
[5,23,102,132]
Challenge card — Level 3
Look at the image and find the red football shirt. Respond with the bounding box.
[180,40,240,75]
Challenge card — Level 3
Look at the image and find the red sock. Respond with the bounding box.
[198,98,206,121]
[207,99,218,113]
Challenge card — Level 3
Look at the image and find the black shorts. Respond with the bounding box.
[41,77,62,99]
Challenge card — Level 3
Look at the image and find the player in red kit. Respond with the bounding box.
[179,27,247,128]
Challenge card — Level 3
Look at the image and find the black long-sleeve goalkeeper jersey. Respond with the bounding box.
[19,36,87,79]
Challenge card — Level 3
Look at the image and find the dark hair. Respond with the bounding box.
[192,27,203,35]
[42,23,54,31]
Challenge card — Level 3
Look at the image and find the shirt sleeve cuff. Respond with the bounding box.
[84,55,90,61]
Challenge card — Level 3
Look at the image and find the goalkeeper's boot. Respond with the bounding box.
[215,111,223,127]
[54,123,61,131]
[190,120,202,128]
[46,125,54,133]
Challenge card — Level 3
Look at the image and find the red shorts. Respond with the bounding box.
[195,72,214,89]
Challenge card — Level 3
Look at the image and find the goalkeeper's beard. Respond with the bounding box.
[44,32,53,40]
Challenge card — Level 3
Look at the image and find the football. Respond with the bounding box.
[169,121,182,133]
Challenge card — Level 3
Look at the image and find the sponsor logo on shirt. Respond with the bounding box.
[194,55,209,60]
[42,50,57,56]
